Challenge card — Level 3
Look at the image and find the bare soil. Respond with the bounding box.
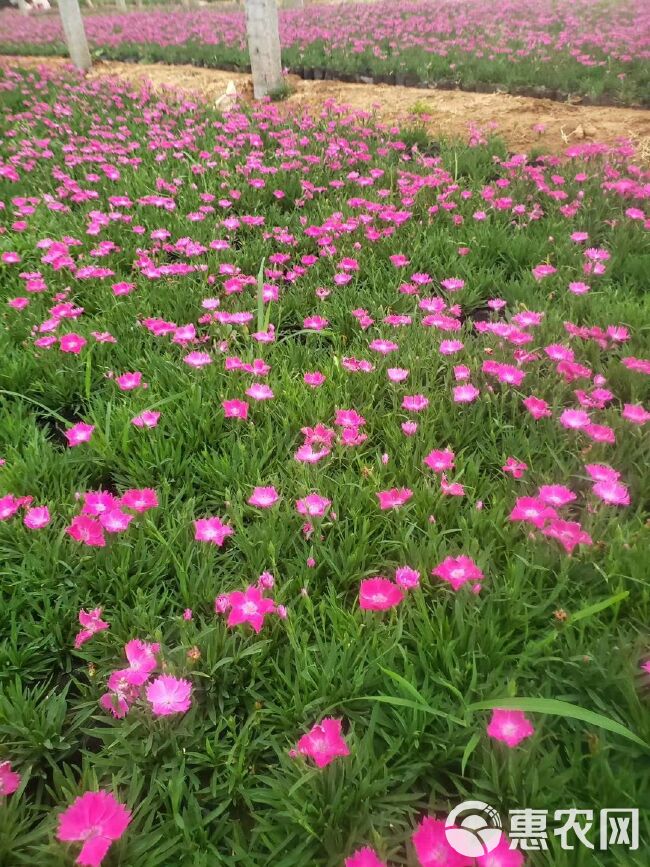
[6,56,650,155]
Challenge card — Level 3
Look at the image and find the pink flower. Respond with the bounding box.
[66,516,105,547]
[585,463,620,483]
[222,399,249,419]
[440,339,464,355]
[296,493,331,517]
[146,675,192,716]
[345,847,387,867]
[441,277,465,292]
[402,394,429,412]
[453,384,479,403]
[376,488,413,510]
[423,449,455,473]
[532,263,556,280]
[369,339,398,355]
[401,421,418,436]
[124,639,159,684]
[440,475,465,497]
[226,585,276,633]
[487,709,535,747]
[502,458,527,479]
[60,333,87,354]
[592,480,630,506]
[0,761,21,797]
[433,555,484,591]
[248,486,280,508]
[131,410,160,428]
[116,371,144,391]
[413,817,472,867]
[335,409,366,428]
[476,836,524,867]
[65,423,95,447]
[296,718,350,768]
[359,577,405,610]
[509,496,557,528]
[184,351,212,368]
[387,367,409,382]
[622,403,649,425]
[24,505,51,529]
[74,608,109,649]
[246,383,274,401]
[395,566,421,589]
[522,396,551,420]
[542,519,592,555]
[304,371,325,388]
[120,488,158,512]
[194,516,234,546]
[538,485,576,507]
[56,790,131,867]
[99,509,134,533]
[559,409,590,430]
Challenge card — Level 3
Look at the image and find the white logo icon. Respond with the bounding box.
[446,800,503,857]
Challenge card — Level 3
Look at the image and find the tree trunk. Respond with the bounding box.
[116,0,127,10]
[244,0,283,99]
[16,0,30,15]
[58,0,91,72]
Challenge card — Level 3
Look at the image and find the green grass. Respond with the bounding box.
[0,65,648,866]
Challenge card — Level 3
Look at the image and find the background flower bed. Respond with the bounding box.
[1,0,650,106]
[0,63,649,865]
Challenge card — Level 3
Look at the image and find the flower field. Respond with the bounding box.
[1,0,650,105]
[0,61,649,866]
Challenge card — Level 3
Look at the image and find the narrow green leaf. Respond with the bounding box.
[569,591,629,624]
[468,698,647,749]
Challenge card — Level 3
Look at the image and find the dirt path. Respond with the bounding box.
[7,56,650,154]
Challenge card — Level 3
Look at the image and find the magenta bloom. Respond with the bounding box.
[412,816,472,867]
[0,761,21,797]
[24,505,51,529]
[296,717,350,768]
[66,515,106,548]
[115,371,144,391]
[402,394,429,412]
[423,449,455,473]
[99,509,134,533]
[376,488,413,510]
[65,423,95,447]
[395,566,421,589]
[622,403,649,425]
[131,410,160,428]
[146,675,192,716]
[476,836,523,866]
[194,516,234,546]
[56,791,131,867]
[304,371,325,388]
[542,519,593,555]
[487,709,535,747]
[433,555,484,591]
[246,383,274,401]
[124,639,159,684]
[74,608,109,649]
[453,384,480,403]
[538,485,576,507]
[509,496,557,529]
[592,479,630,506]
[226,585,276,633]
[222,399,249,419]
[184,351,212,368]
[502,457,527,479]
[296,493,331,517]
[522,395,551,420]
[345,847,387,867]
[359,577,404,610]
[120,488,158,512]
[247,486,280,508]
[60,333,87,354]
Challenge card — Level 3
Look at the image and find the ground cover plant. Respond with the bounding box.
[0,63,649,866]
[1,0,650,105]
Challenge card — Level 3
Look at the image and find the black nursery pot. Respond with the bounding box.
[313,67,324,80]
